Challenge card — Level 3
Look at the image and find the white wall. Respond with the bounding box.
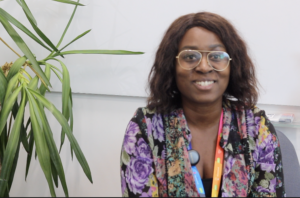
[2,0,300,106]
[9,93,300,197]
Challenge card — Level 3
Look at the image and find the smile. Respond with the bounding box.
[195,81,215,86]
[194,80,216,91]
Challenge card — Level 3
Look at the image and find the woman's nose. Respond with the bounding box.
[194,56,213,73]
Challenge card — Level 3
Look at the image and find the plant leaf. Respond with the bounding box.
[52,50,144,57]
[6,56,27,81]
[20,68,32,81]
[18,0,37,25]
[50,59,70,152]
[0,86,22,136]
[20,121,29,153]
[26,89,56,197]
[51,160,58,188]
[37,100,69,196]
[25,118,31,133]
[49,64,62,74]
[55,0,79,49]
[0,14,51,87]
[69,97,74,159]
[8,136,21,190]
[19,1,61,56]
[0,8,52,51]
[3,73,19,104]
[52,0,84,6]
[0,90,25,196]
[47,64,73,159]
[0,124,7,157]
[28,89,93,183]
[25,129,34,180]
[9,101,29,153]
[28,76,39,91]
[50,66,62,82]
[0,68,7,107]
[39,63,51,96]
[59,29,91,52]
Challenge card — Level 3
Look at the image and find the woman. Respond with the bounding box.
[120,12,285,197]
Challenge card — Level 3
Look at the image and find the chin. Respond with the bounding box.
[193,95,222,105]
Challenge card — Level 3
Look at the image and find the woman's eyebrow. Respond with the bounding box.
[179,44,225,51]
[208,44,226,50]
[180,46,199,51]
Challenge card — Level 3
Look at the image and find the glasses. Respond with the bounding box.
[176,50,232,71]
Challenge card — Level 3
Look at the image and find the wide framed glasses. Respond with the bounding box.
[176,50,232,71]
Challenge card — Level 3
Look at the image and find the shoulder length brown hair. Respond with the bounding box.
[147,12,258,113]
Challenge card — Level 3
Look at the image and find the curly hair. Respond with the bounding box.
[147,12,258,113]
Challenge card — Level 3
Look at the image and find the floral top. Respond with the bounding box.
[120,101,286,197]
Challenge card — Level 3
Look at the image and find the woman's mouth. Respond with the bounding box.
[194,80,216,90]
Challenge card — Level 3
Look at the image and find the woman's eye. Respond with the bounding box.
[186,55,196,60]
[209,54,223,61]
[183,54,198,61]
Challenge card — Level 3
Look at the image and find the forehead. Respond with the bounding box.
[178,27,225,51]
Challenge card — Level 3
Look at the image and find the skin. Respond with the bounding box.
[175,27,230,179]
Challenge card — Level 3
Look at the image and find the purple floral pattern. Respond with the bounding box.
[136,139,152,159]
[120,101,286,197]
[121,170,127,195]
[125,157,154,195]
[123,121,140,155]
[151,114,164,142]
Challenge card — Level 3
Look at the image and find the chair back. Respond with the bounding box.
[276,129,300,197]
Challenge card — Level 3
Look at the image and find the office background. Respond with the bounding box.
[1,0,300,196]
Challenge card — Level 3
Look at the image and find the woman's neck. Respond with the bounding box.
[182,98,223,131]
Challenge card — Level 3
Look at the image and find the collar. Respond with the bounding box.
[161,100,253,197]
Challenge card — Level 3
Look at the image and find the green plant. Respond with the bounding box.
[0,0,143,196]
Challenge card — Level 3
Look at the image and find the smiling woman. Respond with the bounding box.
[147,12,258,114]
[120,12,285,197]
[175,27,231,110]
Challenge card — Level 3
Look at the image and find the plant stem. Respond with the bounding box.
[0,37,21,58]
[23,63,27,71]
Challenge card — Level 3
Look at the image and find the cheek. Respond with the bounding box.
[175,65,191,90]
[221,67,230,88]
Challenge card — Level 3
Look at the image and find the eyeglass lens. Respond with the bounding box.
[178,51,230,70]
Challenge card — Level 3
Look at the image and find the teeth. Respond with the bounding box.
[196,81,214,86]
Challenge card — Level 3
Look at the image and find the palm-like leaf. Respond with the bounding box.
[0,14,51,87]
[52,49,144,57]
[0,68,7,106]
[0,8,52,52]
[52,0,84,6]
[0,88,25,196]
[0,0,144,197]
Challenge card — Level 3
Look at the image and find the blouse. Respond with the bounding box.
[120,101,286,197]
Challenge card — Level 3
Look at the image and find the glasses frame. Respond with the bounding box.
[176,50,232,71]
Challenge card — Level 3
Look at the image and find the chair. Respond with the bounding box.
[276,129,300,197]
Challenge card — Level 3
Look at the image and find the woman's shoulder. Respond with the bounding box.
[246,106,278,143]
[251,106,268,118]
[130,107,162,130]
[132,107,158,119]
[224,99,268,118]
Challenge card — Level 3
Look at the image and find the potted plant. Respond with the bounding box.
[0,0,143,196]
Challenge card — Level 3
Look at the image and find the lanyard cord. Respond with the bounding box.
[211,109,224,197]
[188,109,224,197]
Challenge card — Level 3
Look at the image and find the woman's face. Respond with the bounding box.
[175,27,230,106]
